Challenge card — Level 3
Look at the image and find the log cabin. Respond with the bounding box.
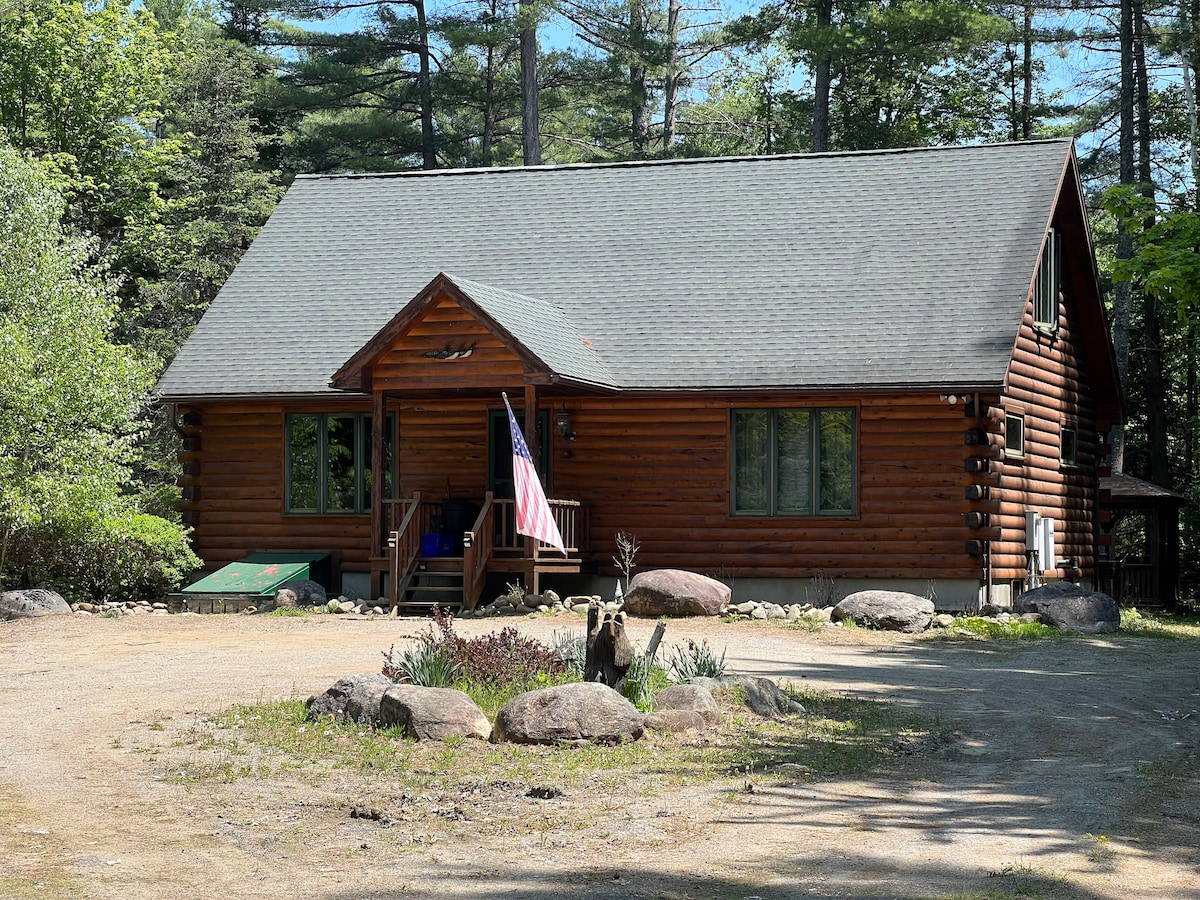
[155,139,1123,612]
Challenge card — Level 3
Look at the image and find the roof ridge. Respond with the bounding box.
[294,139,1074,182]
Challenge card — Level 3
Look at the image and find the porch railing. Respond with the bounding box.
[386,493,590,612]
[462,492,496,611]
[491,498,589,557]
[1099,561,1156,605]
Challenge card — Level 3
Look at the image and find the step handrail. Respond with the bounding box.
[461,491,495,611]
[389,491,423,614]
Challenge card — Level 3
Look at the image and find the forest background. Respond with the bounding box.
[2,0,1200,602]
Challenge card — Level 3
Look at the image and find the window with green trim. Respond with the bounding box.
[286,412,394,514]
[731,408,855,516]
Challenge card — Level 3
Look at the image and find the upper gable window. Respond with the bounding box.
[1034,227,1062,330]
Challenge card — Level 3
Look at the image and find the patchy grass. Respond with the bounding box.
[164,684,949,799]
[1119,607,1200,639]
[0,787,78,899]
[931,617,1065,641]
[453,672,577,719]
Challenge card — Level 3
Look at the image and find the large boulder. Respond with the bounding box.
[379,685,491,741]
[652,683,721,726]
[644,709,708,733]
[622,569,731,617]
[688,675,803,717]
[1013,583,1119,634]
[0,589,71,621]
[278,579,326,606]
[306,674,392,724]
[833,590,934,633]
[491,682,645,745]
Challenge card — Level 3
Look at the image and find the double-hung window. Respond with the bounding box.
[731,408,855,516]
[286,412,394,514]
[1034,227,1061,329]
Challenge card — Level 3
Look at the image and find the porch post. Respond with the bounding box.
[523,383,540,594]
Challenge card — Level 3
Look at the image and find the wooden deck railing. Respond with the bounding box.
[491,498,589,556]
[461,492,496,611]
[1099,561,1156,604]
[386,493,590,611]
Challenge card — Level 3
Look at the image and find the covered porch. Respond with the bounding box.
[332,272,617,611]
[374,491,590,612]
[363,384,593,611]
[1098,473,1186,607]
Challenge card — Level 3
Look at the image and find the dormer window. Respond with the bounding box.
[1034,227,1061,329]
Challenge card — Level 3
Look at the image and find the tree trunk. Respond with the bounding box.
[415,0,436,169]
[483,39,496,164]
[1111,0,1136,474]
[662,0,681,152]
[1021,0,1033,139]
[1134,0,1170,487]
[520,0,541,165]
[811,0,833,152]
[629,0,650,157]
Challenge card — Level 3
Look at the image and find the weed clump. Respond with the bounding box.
[383,606,567,688]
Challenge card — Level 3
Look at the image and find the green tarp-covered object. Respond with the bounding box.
[182,552,331,596]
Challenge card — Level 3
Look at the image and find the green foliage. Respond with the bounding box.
[1104,185,1200,325]
[550,628,586,680]
[382,641,462,687]
[622,654,670,711]
[944,616,1061,640]
[455,671,578,719]
[667,638,728,682]
[0,140,202,599]
[383,606,568,686]
[0,0,176,239]
[1120,607,1200,639]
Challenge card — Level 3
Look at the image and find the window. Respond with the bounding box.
[1005,412,1025,458]
[1061,425,1077,467]
[732,408,855,516]
[1034,227,1061,329]
[286,412,394,514]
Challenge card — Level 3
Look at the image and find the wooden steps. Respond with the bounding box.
[398,557,465,612]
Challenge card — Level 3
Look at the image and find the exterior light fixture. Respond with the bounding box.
[556,406,576,442]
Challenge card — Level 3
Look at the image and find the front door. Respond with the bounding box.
[487,408,551,499]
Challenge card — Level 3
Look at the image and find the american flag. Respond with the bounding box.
[503,394,565,553]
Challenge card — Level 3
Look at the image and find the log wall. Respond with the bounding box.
[177,400,374,576]
[991,280,1101,586]
[179,392,995,584]
[370,296,525,392]
[392,393,987,581]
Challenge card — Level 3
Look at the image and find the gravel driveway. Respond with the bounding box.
[1,612,1197,899]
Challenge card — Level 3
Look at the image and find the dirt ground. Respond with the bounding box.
[1,612,1198,900]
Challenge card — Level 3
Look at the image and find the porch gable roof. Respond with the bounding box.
[332,272,618,391]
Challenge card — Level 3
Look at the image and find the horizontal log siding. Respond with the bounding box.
[393,394,985,581]
[993,288,1100,584]
[370,297,525,392]
[397,399,490,498]
[178,401,373,576]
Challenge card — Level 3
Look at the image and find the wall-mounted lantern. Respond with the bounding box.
[556,406,576,442]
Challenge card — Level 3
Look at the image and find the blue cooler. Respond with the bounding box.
[420,533,442,558]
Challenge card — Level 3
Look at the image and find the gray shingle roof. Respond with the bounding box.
[444,274,617,389]
[156,140,1074,398]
